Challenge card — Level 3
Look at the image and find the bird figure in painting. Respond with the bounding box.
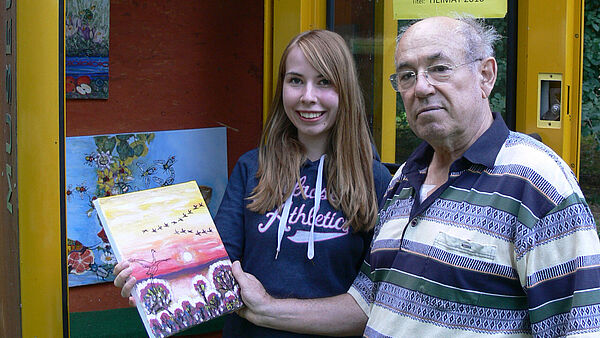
[128,249,171,279]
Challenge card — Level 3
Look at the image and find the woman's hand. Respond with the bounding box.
[113,261,137,306]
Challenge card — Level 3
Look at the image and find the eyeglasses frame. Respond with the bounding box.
[389,58,483,92]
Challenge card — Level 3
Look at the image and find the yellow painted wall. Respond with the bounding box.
[17,0,66,336]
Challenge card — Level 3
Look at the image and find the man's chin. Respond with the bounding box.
[413,125,448,143]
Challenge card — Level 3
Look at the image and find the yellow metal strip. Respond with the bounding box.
[17,1,65,336]
[300,0,326,31]
[374,0,397,163]
[569,0,585,178]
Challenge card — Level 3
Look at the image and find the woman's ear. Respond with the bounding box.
[479,57,497,99]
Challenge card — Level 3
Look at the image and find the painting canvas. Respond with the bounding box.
[66,0,110,99]
[66,127,227,287]
[94,181,242,338]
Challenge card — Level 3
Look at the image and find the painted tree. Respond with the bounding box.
[140,281,172,315]
[212,264,236,294]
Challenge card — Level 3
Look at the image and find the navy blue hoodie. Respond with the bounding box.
[215,148,391,337]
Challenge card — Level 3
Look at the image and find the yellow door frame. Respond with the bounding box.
[17,1,68,336]
[374,0,398,163]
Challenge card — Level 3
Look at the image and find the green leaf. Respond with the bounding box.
[116,134,133,142]
[135,134,147,143]
[94,136,116,154]
[116,142,134,160]
[129,140,146,157]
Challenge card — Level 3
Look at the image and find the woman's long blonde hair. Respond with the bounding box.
[247,30,378,232]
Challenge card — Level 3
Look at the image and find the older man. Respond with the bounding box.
[233,16,600,337]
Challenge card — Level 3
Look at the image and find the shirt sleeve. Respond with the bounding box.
[518,193,600,337]
[348,266,376,318]
[214,157,250,262]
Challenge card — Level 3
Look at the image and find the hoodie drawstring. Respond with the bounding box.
[308,154,325,259]
[275,154,325,260]
[275,191,293,260]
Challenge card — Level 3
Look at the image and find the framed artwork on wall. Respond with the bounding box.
[66,0,109,99]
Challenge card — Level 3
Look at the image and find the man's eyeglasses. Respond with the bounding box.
[389,59,482,92]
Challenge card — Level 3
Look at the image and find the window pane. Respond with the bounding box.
[330,1,375,131]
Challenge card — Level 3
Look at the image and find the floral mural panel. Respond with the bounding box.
[66,0,109,99]
[66,127,228,287]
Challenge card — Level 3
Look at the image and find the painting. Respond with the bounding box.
[66,127,228,287]
[66,0,110,99]
[94,181,242,337]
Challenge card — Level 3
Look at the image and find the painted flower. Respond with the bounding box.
[68,249,94,274]
[100,250,116,264]
[112,160,133,181]
[93,30,105,43]
[79,24,92,40]
[66,17,77,37]
[97,168,115,192]
[96,150,113,170]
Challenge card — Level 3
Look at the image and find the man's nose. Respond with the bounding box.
[414,72,434,96]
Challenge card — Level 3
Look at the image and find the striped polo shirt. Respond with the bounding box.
[349,112,600,337]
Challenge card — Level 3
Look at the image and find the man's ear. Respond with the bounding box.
[479,57,497,99]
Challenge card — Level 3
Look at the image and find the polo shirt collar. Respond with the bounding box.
[462,111,509,168]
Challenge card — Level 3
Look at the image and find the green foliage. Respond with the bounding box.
[94,133,153,163]
[582,2,600,144]
[487,18,508,116]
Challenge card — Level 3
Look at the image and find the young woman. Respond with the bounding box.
[114,30,391,337]
[215,30,391,337]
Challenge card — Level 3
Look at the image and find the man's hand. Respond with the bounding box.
[113,260,137,306]
[231,260,274,324]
